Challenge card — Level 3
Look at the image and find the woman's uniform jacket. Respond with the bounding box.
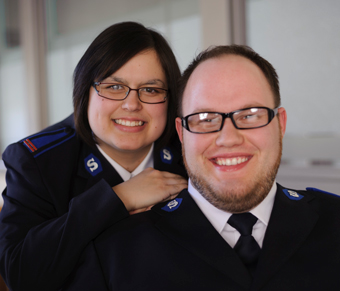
[0,114,187,291]
[64,185,340,291]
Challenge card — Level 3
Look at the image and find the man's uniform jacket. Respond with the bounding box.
[0,114,187,291]
[65,184,340,291]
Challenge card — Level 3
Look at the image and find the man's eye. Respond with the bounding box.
[199,117,220,124]
[242,114,256,119]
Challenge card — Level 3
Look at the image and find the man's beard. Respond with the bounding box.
[183,132,283,213]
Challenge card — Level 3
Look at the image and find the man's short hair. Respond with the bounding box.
[177,45,281,116]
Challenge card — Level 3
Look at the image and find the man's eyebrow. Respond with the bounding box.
[189,104,268,114]
[190,108,217,114]
[239,103,266,109]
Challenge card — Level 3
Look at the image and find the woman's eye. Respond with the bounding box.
[109,84,124,90]
[141,87,159,94]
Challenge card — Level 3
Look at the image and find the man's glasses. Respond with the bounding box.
[93,82,168,104]
[181,107,279,134]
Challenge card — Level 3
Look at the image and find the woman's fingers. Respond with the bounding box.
[112,168,187,212]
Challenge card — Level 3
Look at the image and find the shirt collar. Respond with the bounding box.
[249,182,276,227]
[188,179,277,234]
[96,143,154,182]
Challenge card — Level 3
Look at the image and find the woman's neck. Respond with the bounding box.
[98,143,152,173]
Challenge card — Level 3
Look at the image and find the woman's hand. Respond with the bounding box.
[112,168,187,214]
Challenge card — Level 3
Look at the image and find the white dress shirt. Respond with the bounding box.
[188,179,276,248]
[96,143,154,181]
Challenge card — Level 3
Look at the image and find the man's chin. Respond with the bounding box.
[196,182,266,212]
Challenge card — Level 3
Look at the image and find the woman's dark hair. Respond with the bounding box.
[73,21,181,149]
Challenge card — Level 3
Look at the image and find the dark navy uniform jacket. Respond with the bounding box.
[63,184,340,291]
[0,114,187,291]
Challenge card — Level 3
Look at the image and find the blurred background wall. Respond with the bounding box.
[0,0,340,208]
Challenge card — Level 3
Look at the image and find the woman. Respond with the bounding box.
[0,22,187,291]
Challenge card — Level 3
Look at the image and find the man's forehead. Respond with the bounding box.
[182,55,273,114]
[186,54,259,86]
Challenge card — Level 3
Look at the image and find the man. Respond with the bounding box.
[64,45,340,291]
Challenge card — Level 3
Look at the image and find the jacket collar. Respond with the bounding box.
[251,183,319,290]
[153,190,253,290]
[76,138,187,193]
[76,142,123,191]
[153,184,320,290]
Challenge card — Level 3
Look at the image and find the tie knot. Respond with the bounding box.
[228,213,258,236]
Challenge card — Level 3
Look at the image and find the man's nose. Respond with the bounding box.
[215,117,244,147]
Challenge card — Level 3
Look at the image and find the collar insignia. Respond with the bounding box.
[84,153,103,176]
[283,189,304,200]
[162,198,182,212]
[161,147,173,164]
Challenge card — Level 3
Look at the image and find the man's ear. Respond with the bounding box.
[277,107,287,138]
[175,117,183,143]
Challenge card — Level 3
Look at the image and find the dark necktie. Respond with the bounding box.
[228,213,261,276]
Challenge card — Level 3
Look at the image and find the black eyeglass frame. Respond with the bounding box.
[92,82,168,104]
[181,107,279,134]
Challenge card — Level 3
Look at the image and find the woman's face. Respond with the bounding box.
[88,49,168,160]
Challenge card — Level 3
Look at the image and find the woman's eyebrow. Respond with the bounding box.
[105,76,166,87]
[106,76,125,83]
[142,79,166,87]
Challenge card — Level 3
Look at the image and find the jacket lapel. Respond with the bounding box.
[77,139,187,192]
[252,184,319,290]
[153,141,188,178]
[75,143,123,193]
[153,190,252,290]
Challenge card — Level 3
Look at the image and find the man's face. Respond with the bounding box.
[176,55,287,213]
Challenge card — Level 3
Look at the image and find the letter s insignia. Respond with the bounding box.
[162,198,182,212]
[87,158,98,172]
[84,154,103,176]
[161,147,173,164]
[283,188,304,200]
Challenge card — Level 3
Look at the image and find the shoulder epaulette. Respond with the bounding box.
[21,127,75,158]
[306,187,339,198]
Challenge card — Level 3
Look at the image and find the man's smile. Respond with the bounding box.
[215,156,249,166]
